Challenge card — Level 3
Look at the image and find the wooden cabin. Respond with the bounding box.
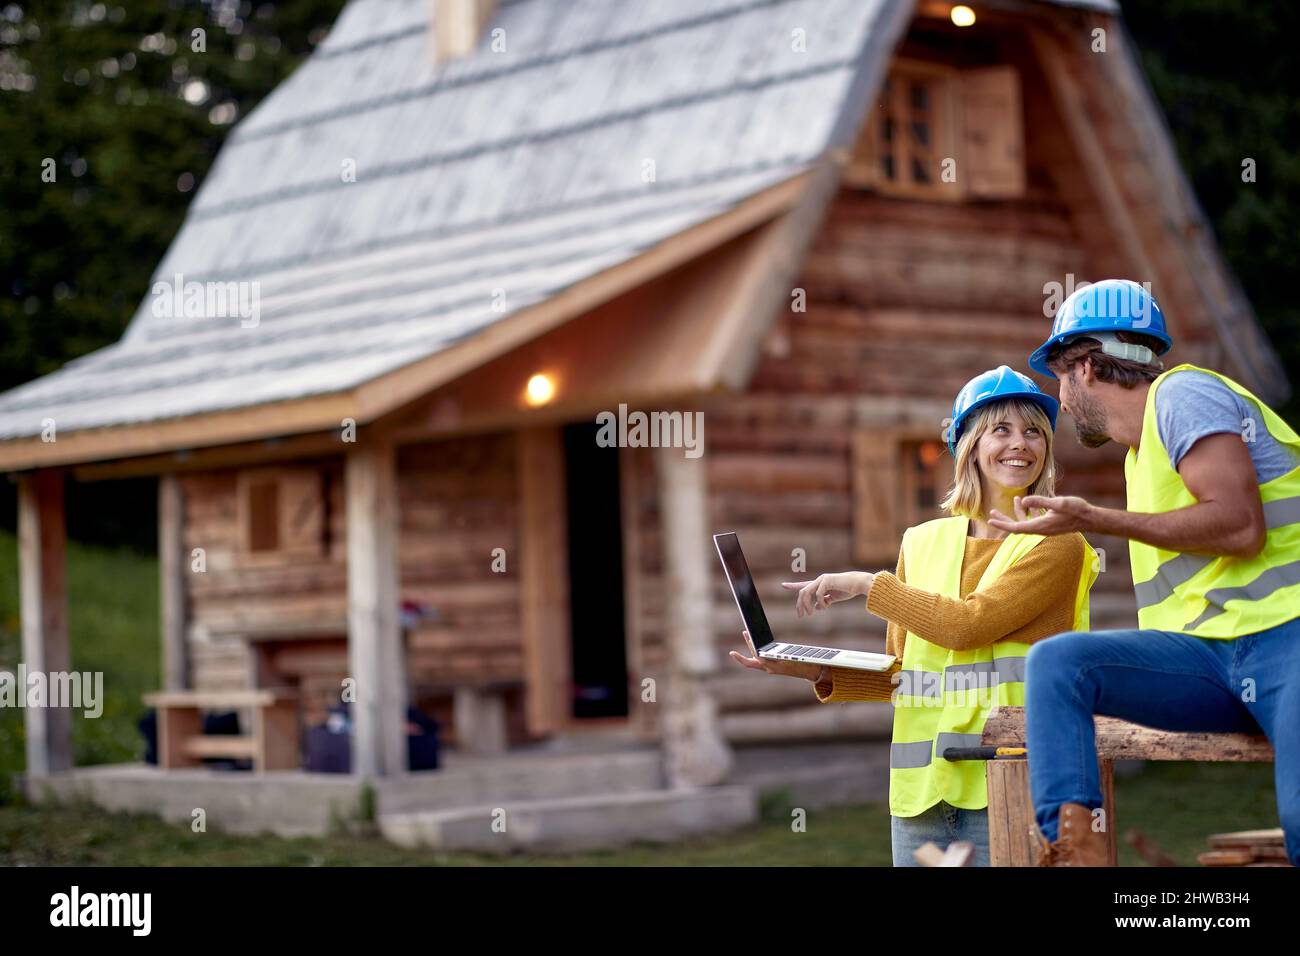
[0,0,1287,835]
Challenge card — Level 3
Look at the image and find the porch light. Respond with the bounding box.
[950,5,976,27]
[525,372,555,407]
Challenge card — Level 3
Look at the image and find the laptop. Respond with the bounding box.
[713,532,896,672]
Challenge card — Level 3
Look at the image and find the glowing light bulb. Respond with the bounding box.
[525,372,555,407]
[951,5,976,27]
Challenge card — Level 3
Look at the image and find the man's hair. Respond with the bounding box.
[1045,332,1165,388]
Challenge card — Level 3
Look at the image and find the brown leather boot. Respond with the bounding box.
[1034,802,1110,866]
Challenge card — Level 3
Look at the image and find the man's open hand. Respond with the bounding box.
[987,495,1093,536]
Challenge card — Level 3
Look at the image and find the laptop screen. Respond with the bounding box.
[713,532,776,651]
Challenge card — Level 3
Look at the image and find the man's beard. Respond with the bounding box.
[1071,390,1112,448]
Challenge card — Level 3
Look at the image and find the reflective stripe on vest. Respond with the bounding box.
[1125,365,1300,637]
[888,516,1097,817]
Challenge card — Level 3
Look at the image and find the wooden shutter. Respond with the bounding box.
[960,65,1025,199]
[279,468,325,556]
[237,466,324,560]
[851,430,901,564]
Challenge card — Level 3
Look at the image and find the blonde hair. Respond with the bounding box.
[940,399,1057,520]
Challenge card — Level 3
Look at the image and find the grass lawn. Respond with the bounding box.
[0,529,1283,866]
[0,528,160,803]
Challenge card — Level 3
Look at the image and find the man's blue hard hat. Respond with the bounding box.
[948,366,1059,455]
[1028,279,1172,376]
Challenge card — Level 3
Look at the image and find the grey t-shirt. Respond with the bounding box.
[1154,370,1298,482]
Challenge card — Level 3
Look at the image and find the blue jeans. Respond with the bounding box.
[891,803,991,867]
[1025,617,1300,864]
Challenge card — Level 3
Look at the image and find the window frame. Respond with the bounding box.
[844,58,963,201]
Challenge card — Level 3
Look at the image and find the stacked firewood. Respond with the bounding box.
[1197,829,1291,867]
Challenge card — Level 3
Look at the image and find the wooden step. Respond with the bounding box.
[379,786,758,853]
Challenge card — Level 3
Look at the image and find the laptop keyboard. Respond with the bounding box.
[774,644,840,660]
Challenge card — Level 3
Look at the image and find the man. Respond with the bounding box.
[986,278,1300,866]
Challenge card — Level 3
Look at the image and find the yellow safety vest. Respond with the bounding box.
[1125,364,1300,637]
[889,516,1096,817]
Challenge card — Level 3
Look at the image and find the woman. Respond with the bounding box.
[730,366,1096,866]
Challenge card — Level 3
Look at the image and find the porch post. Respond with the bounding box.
[345,439,407,777]
[18,470,72,776]
[159,473,189,690]
[655,443,732,788]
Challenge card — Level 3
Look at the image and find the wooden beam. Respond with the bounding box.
[159,474,189,691]
[74,431,346,481]
[18,470,71,775]
[516,427,571,735]
[655,444,732,786]
[982,706,1274,761]
[345,439,407,777]
[0,394,355,474]
[433,0,497,61]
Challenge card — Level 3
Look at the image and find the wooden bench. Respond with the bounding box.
[143,689,300,772]
[981,706,1274,866]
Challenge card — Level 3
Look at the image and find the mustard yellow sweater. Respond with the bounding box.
[813,532,1088,703]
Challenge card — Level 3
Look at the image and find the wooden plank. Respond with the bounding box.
[144,688,297,708]
[982,706,1274,761]
[986,759,1038,867]
[73,432,345,481]
[433,0,497,61]
[18,470,71,776]
[159,474,189,691]
[253,698,301,771]
[345,438,408,776]
[157,706,203,769]
[517,427,571,735]
[1208,828,1286,849]
[1100,757,1118,866]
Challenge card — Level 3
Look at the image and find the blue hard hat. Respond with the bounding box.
[1028,279,1172,376]
[948,365,1059,455]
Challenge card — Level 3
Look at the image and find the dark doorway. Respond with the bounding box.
[562,421,629,719]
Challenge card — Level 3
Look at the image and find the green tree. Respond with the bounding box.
[0,0,346,394]
[1124,0,1300,420]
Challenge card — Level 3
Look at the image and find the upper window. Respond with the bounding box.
[845,60,1025,201]
[237,467,325,561]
